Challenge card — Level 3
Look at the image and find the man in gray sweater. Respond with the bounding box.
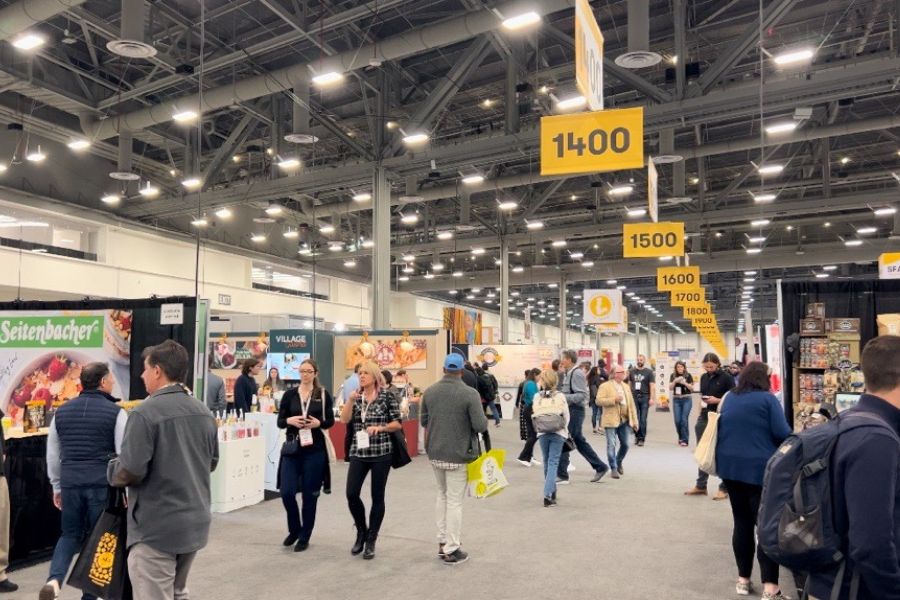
[421,354,488,565]
[108,340,218,600]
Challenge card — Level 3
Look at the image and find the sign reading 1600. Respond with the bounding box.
[540,107,644,176]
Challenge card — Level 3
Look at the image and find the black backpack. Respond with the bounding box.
[758,409,900,599]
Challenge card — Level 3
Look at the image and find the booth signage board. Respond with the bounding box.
[657,266,701,291]
[670,288,705,307]
[469,344,558,420]
[878,252,900,279]
[623,221,684,258]
[683,304,712,319]
[160,303,184,325]
[575,0,604,111]
[540,107,644,176]
[523,306,532,341]
[596,306,629,333]
[0,309,133,425]
[648,159,659,223]
[583,289,623,324]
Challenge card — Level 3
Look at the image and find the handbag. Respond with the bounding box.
[389,428,412,469]
[562,436,576,453]
[466,447,509,498]
[68,488,132,600]
[693,392,728,476]
[281,435,299,456]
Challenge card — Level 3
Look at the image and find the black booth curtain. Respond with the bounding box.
[780,280,900,421]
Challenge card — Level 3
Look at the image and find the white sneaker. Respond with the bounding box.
[567,464,576,472]
[39,580,60,600]
[516,459,532,467]
[530,458,542,466]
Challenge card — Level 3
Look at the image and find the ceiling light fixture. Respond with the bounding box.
[138,182,159,198]
[746,247,763,254]
[277,157,301,170]
[462,174,485,185]
[751,219,770,226]
[840,156,851,165]
[424,273,435,280]
[502,10,541,30]
[400,213,419,225]
[857,227,877,235]
[874,207,897,216]
[402,132,429,145]
[328,242,344,252]
[402,254,416,262]
[582,260,595,267]
[747,236,766,243]
[751,192,777,202]
[658,255,674,262]
[765,121,798,134]
[181,177,202,190]
[823,265,837,271]
[265,203,283,216]
[26,145,46,162]
[432,263,445,272]
[471,247,486,255]
[844,239,863,247]
[311,71,344,85]
[101,193,120,205]
[67,139,91,151]
[626,207,647,218]
[399,275,410,282]
[757,164,784,175]
[12,32,45,50]
[551,240,567,247]
[452,271,463,278]
[437,231,454,240]
[283,229,299,239]
[172,109,199,123]
[498,199,518,210]
[352,191,371,202]
[251,234,267,243]
[815,273,830,279]
[609,185,634,196]
[773,48,815,65]
[555,95,587,110]
[215,207,232,219]
[343,259,357,268]
[191,217,208,227]
[526,220,544,230]
[361,239,375,249]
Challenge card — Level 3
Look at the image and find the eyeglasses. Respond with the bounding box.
[299,369,316,374]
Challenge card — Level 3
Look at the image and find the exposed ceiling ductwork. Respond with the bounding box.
[0,0,86,41]
[82,0,576,140]
[106,0,156,59]
[614,0,662,69]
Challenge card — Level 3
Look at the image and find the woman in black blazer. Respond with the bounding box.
[234,359,262,413]
[277,359,334,551]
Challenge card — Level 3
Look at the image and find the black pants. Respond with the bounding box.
[518,406,537,461]
[346,457,392,535]
[723,479,780,584]
[279,450,325,542]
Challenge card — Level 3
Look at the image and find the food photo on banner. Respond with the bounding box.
[0,309,132,427]
[344,330,428,370]
[443,307,483,344]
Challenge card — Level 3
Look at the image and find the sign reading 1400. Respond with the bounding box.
[540,107,644,176]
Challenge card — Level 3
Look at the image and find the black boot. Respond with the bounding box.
[351,526,367,555]
[363,531,377,560]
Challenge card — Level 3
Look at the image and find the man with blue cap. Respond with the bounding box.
[420,354,489,565]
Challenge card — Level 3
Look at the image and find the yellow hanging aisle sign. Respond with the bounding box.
[575,0,604,111]
[623,222,684,258]
[670,288,706,307]
[657,266,700,291]
[540,107,644,176]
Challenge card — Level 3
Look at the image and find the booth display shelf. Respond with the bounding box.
[210,435,265,513]
[245,413,284,493]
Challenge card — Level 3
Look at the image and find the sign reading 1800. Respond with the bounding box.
[540,107,644,176]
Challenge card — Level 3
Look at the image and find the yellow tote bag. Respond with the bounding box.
[693,393,727,476]
[466,448,508,498]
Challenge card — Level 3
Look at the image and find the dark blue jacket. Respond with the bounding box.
[233,373,257,413]
[808,394,900,600]
[54,389,121,488]
[716,390,791,485]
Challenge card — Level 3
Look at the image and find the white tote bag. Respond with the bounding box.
[693,393,728,476]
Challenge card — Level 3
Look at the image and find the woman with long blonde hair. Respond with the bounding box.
[339,361,402,559]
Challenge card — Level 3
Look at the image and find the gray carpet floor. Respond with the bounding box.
[10,408,795,599]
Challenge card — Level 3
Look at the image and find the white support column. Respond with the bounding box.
[559,274,567,349]
[499,237,510,342]
[371,166,391,329]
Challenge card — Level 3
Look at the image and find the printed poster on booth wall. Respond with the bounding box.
[469,344,558,388]
[443,307,483,344]
[0,310,133,425]
[344,332,428,371]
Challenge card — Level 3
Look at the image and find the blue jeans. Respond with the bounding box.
[485,400,501,425]
[557,405,608,478]
[590,404,602,429]
[672,396,692,443]
[634,398,650,441]
[280,450,326,542]
[48,486,109,597]
[538,434,565,498]
[605,423,632,470]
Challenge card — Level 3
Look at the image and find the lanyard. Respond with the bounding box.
[360,391,376,424]
[299,388,313,419]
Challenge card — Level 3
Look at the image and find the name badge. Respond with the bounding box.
[299,428,314,447]
[634,382,642,391]
[355,429,370,450]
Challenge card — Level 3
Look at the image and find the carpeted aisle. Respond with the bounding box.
[11,407,792,599]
